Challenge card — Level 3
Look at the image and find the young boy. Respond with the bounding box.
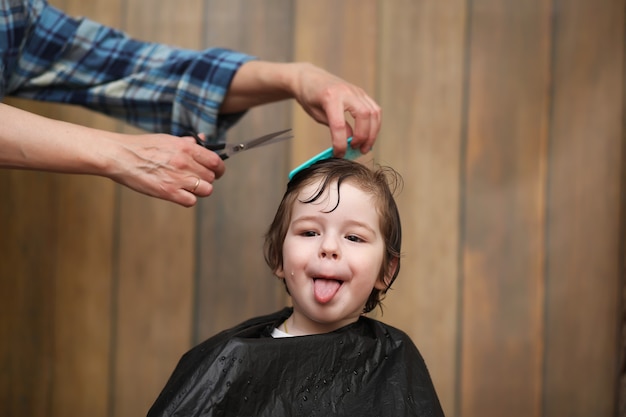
[148,159,444,417]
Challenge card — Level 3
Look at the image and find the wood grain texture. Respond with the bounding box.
[291,0,378,165]
[195,0,293,341]
[50,174,115,417]
[543,0,624,415]
[110,1,203,415]
[377,1,466,415]
[0,102,117,417]
[1,1,624,416]
[460,1,552,416]
[6,2,122,414]
[45,7,120,417]
[113,192,196,417]
[0,169,58,417]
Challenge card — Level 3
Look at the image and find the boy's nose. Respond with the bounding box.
[319,235,340,260]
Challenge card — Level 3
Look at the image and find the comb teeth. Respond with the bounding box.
[288,137,364,180]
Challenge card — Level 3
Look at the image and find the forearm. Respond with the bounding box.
[220,61,302,114]
[0,103,116,175]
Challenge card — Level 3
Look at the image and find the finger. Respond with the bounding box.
[179,133,226,179]
[165,180,211,209]
[170,189,198,208]
[165,177,216,207]
[351,109,372,151]
[358,103,381,154]
[184,176,202,193]
[187,144,227,180]
[180,135,198,144]
[191,178,214,198]
[325,101,349,157]
[366,98,382,151]
[182,175,214,196]
[351,97,381,153]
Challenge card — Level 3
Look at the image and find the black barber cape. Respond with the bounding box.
[148,308,444,417]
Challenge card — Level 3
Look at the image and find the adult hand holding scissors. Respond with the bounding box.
[0,104,227,207]
[98,129,292,207]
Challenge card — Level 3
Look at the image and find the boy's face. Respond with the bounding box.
[275,179,388,334]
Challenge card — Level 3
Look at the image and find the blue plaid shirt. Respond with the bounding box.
[0,0,255,143]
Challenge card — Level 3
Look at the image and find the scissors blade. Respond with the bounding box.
[221,128,293,159]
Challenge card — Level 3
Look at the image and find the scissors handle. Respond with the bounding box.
[183,131,214,147]
[183,129,292,160]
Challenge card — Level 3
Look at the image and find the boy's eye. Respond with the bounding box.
[345,234,364,243]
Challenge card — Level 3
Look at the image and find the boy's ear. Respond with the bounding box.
[374,256,399,290]
[275,266,286,279]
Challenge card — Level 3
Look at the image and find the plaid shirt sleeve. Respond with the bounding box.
[1,0,256,143]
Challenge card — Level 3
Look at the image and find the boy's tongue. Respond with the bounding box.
[313,278,341,304]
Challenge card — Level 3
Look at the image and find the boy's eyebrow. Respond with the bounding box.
[344,220,378,236]
[290,215,323,225]
[291,215,378,235]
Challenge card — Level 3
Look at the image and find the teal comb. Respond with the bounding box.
[288,137,364,180]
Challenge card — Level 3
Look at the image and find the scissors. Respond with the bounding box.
[186,128,293,160]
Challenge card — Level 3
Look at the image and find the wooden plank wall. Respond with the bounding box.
[0,1,623,416]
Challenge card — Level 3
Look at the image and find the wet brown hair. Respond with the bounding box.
[264,158,402,313]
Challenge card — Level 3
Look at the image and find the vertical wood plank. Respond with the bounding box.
[114,195,196,416]
[0,104,117,417]
[2,1,124,412]
[461,1,551,416]
[111,1,202,415]
[45,2,123,414]
[195,0,293,341]
[543,0,625,415]
[291,0,378,165]
[377,1,467,415]
[50,175,115,417]
[0,169,58,417]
